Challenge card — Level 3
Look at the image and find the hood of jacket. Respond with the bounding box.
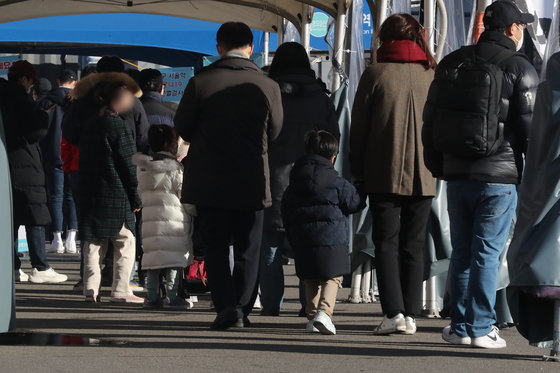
[42,86,71,107]
[73,72,142,100]
[132,152,182,173]
[289,154,338,194]
[272,69,329,97]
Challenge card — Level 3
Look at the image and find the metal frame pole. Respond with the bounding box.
[424,0,436,55]
[331,0,347,92]
[301,6,312,55]
[263,32,270,66]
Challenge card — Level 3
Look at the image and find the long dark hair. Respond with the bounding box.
[378,13,437,70]
[269,42,312,78]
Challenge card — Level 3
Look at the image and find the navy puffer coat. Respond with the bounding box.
[281,154,366,280]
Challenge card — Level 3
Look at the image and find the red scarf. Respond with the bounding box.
[377,39,428,66]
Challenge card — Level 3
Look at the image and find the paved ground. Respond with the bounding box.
[1,254,558,372]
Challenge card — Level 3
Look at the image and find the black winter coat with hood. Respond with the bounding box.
[265,70,340,232]
[423,30,539,184]
[282,154,366,280]
[0,79,51,226]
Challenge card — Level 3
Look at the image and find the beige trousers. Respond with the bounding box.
[83,224,135,298]
[305,276,342,320]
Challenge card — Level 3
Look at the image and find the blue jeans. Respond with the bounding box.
[259,231,286,312]
[45,166,78,232]
[14,226,49,271]
[447,181,517,338]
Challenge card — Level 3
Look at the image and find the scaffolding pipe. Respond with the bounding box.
[543,300,560,362]
[331,0,347,92]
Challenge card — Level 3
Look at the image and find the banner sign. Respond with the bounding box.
[159,66,194,103]
[0,55,20,77]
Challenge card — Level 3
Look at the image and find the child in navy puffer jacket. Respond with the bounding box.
[282,130,366,335]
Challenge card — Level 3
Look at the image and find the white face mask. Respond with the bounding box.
[513,25,524,52]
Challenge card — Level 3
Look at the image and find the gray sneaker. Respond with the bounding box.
[442,325,472,345]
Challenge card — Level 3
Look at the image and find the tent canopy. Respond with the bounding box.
[0,0,351,33]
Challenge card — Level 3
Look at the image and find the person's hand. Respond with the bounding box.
[133,208,142,213]
[44,104,57,114]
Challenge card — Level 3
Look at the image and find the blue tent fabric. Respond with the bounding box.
[0,14,264,55]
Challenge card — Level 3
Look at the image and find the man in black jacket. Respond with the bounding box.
[138,68,176,127]
[422,0,538,349]
[174,22,283,330]
[39,69,79,255]
[3,61,67,284]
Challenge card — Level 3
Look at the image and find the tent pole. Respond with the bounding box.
[301,6,312,55]
[278,19,285,48]
[434,0,448,62]
[332,0,347,92]
[472,0,492,44]
[263,32,270,66]
[543,300,560,362]
[424,0,436,54]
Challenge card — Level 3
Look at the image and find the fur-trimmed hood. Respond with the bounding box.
[73,72,142,100]
[132,152,182,172]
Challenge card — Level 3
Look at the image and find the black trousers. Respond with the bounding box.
[369,194,432,318]
[197,206,263,319]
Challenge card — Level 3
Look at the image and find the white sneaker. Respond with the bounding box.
[29,268,68,284]
[373,313,406,335]
[305,319,320,333]
[313,310,336,335]
[471,326,507,349]
[404,316,417,335]
[110,294,145,304]
[65,240,77,254]
[442,325,472,345]
[48,240,64,254]
[15,269,29,282]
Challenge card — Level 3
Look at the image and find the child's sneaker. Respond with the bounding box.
[373,313,406,335]
[305,319,320,333]
[85,295,101,303]
[110,294,144,304]
[404,316,417,335]
[313,310,336,335]
[143,297,165,309]
[164,297,194,310]
[471,326,507,349]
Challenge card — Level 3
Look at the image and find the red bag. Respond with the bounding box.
[186,259,207,286]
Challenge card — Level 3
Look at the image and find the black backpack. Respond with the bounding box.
[432,46,516,158]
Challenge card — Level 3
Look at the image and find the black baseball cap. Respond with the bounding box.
[483,0,534,29]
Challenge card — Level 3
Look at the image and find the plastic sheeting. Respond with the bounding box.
[438,0,466,57]
[387,0,411,14]
[507,48,560,345]
[347,0,366,107]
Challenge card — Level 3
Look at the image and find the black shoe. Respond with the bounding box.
[298,307,307,317]
[210,311,239,330]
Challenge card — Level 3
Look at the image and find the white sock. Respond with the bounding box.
[52,232,62,245]
[67,230,77,243]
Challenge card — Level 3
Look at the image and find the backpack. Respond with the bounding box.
[184,258,209,294]
[432,46,516,158]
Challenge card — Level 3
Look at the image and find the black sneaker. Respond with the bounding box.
[210,311,239,330]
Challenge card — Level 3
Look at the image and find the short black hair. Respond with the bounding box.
[217,22,253,51]
[139,69,163,92]
[148,125,176,153]
[269,42,311,77]
[305,130,339,160]
[97,56,125,73]
[58,69,77,85]
[126,69,142,84]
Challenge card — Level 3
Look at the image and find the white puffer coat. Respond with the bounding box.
[133,152,194,270]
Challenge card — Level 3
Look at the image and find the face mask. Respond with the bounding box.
[513,25,524,52]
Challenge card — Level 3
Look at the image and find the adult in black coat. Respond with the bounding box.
[1,61,67,283]
[174,22,283,330]
[138,68,176,127]
[259,42,340,316]
[38,69,79,254]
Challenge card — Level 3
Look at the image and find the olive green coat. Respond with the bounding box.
[350,63,436,197]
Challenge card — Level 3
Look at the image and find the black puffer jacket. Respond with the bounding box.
[423,30,539,184]
[38,86,71,168]
[0,79,51,226]
[265,70,340,231]
[282,154,366,280]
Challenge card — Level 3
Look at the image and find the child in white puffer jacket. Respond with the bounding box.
[133,125,194,310]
